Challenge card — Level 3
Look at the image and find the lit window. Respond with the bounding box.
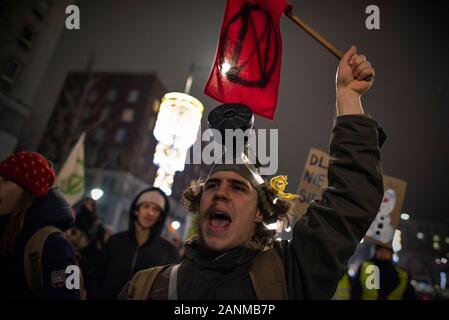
[121,109,134,122]
[127,90,140,103]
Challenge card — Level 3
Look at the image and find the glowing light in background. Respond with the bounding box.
[171,220,181,230]
[440,272,447,290]
[153,92,204,149]
[90,188,104,200]
[152,92,204,195]
[392,229,402,252]
[393,253,399,263]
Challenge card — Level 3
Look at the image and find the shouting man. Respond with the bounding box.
[121,46,384,300]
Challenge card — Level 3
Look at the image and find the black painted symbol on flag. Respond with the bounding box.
[219,2,280,88]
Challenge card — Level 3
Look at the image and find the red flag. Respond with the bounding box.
[204,0,291,120]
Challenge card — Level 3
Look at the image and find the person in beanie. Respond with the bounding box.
[90,187,180,299]
[0,151,80,300]
[120,46,384,300]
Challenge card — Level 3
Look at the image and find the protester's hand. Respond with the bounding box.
[336,46,374,96]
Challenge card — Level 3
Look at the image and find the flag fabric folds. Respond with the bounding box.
[205,0,291,119]
[56,132,85,206]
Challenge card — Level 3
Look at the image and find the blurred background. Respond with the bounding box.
[0,0,447,299]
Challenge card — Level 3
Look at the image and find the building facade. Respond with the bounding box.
[39,72,167,230]
[0,0,71,159]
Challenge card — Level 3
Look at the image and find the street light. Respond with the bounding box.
[90,188,104,200]
[171,220,181,231]
[400,213,409,221]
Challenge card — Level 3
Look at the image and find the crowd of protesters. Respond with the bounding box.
[0,46,434,301]
[0,151,180,300]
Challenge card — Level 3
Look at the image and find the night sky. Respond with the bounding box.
[35,0,449,223]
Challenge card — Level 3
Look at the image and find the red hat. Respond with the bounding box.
[0,151,56,197]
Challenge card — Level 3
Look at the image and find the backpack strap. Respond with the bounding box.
[249,249,288,300]
[24,226,62,295]
[127,265,168,300]
[128,249,288,300]
[168,264,180,300]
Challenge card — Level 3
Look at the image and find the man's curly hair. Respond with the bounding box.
[182,177,294,249]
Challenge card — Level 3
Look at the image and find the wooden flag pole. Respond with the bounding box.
[285,11,343,60]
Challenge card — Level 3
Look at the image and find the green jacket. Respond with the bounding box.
[122,115,384,300]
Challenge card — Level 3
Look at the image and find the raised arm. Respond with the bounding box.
[336,45,374,116]
[279,46,383,299]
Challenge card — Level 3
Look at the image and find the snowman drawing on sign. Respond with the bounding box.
[366,189,397,244]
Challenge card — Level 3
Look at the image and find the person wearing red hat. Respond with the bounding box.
[0,151,80,300]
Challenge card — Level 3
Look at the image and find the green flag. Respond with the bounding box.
[56,132,85,206]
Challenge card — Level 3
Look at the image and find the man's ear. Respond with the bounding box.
[254,209,263,223]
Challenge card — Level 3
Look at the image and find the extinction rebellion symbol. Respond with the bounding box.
[60,158,84,195]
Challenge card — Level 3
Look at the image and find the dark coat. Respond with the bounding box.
[126,115,385,300]
[0,188,79,300]
[350,258,416,300]
[71,203,106,295]
[91,187,180,299]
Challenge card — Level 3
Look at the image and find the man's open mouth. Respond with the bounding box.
[208,211,232,231]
